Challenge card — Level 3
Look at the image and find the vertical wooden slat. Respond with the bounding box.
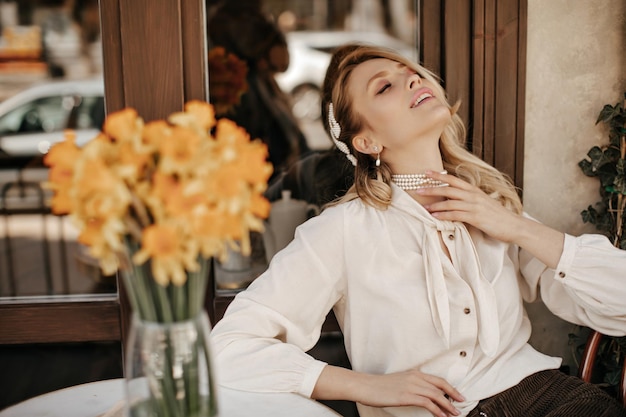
[420,0,442,74]
[99,0,124,114]
[118,0,185,121]
[482,0,497,166]
[493,0,520,181]
[515,0,528,191]
[443,0,471,125]
[181,0,209,102]
[98,0,210,359]
[472,0,486,156]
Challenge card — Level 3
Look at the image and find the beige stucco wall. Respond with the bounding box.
[524,0,626,372]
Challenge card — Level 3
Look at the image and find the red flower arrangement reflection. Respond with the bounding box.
[208,46,249,116]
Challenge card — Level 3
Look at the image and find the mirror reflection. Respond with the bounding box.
[0,0,418,298]
[0,0,108,299]
[206,0,418,289]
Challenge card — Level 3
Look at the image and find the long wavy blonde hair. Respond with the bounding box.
[321,44,522,214]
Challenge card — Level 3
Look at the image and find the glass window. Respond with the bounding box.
[0,96,68,135]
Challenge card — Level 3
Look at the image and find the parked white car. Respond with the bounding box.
[275,30,417,121]
[0,78,104,164]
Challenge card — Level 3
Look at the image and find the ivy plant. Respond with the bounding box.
[574,92,626,396]
[579,93,626,247]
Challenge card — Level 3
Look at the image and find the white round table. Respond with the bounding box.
[0,378,341,417]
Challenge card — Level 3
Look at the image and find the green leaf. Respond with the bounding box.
[581,206,598,224]
[614,160,626,194]
[604,146,621,161]
[596,103,620,125]
[599,168,617,188]
[578,159,595,176]
[586,146,617,173]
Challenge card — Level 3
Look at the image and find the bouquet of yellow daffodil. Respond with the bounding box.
[45,101,272,416]
[45,100,272,321]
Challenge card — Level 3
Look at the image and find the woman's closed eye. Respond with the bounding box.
[377,82,391,95]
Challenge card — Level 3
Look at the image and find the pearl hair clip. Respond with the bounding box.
[328,103,357,166]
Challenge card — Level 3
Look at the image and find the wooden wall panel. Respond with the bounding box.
[99,0,124,114]
[420,0,527,188]
[100,0,208,118]
[478,0,498,166]
[98,0,209,346]
[494,1,521,178]
[515,0,528,188]
[181,0,209,101]
[471,0,485,153]
[419,0,442,75]
[118,0,185,121]
[443,0,472,126]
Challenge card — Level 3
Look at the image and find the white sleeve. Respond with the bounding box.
[209,207,346,397]
[519,233,626,336]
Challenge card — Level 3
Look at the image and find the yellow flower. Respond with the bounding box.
[210,164,245,198]
[76,215,126,275]
[233,139,273,186]
[116,141,151,183]
[45,100,272,294]
[142,120,171,149]
[103,108,142,143]
[250,193,271,218]
[215,119,249,151]
[133,224,199,286]
[184,100,216,132]
[74,158,131,219]
[148,172,204,220]
[157,126,202,175]
[77,217,106,247]
[44,131,81,214]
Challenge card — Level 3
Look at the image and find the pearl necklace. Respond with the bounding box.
[391,170,449,190]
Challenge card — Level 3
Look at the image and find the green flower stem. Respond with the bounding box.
[190,258,209,317]
[159,334,180,417]
[172,283,186,322]
[187,272,199,320]
[184,344,200,415]
[200,319,218,417]
[123,245,213,415]
[154,283,174,323]
[137,263,160,321]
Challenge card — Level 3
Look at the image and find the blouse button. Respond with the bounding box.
[558,271,566,278]
[459,351,467,357]
[448,234,455,240]
[464,307,471,314]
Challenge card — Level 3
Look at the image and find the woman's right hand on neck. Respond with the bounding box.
[312,365,465,417]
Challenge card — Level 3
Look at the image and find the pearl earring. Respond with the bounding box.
[373,146,381,167]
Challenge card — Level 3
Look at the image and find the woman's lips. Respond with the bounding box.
[411,88,434,108]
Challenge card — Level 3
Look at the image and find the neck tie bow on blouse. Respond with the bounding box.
[393,185,501,358]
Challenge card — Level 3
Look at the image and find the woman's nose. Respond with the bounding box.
[407,72,422,90]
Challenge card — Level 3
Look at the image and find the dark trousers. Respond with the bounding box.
[467,370,626,417]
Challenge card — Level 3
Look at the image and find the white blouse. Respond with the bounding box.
[210,184,626,417]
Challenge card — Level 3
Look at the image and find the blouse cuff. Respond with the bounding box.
[298,360,328,398]
[553,233,576,281]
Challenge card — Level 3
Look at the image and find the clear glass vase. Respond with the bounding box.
[124,311,218,417]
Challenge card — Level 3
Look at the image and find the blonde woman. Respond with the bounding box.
[211,44,626,417]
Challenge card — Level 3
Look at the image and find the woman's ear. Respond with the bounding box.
[352,136,380,155]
